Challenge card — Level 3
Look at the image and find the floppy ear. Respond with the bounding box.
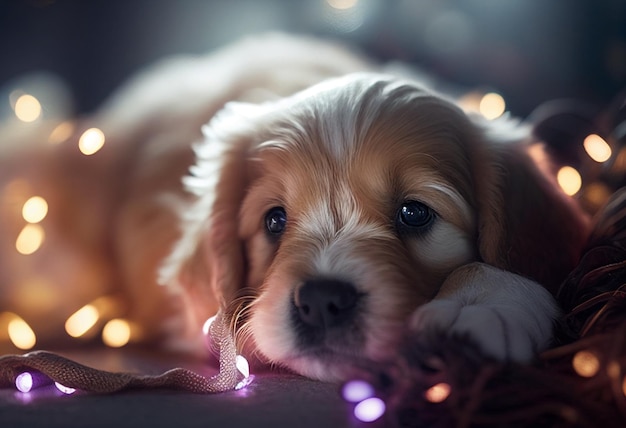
[471,118,590,294]
[159,102,267,324]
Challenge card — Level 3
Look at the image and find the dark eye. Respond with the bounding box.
[397,200,435,232]
[265,207,287,236]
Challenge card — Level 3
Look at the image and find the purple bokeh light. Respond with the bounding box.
[354,397,386,423]
[342,380,375,403]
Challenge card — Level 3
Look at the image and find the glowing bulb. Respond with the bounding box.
[15,372,33,393]
[54,382,76,395]
[354,397,386,422]
[572,350,600,378]
[65,304,99,338]
[342,380,375,402]
[479,92,506,120]
[49,121,75,144]
[14,94,42,122]
[78,128,105,155]
[327,0,358,9]
[15,224,45,255]
[235,375,255,391]
[22,196,48,223]
[8,317,36,350]
[424,382,451,403]
[583,134,612,163]
[102,319,131,348]
[557,166,583,196]
[236,355,250,378]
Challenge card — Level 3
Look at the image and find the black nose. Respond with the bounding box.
[295,278,359,329]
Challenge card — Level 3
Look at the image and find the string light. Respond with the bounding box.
[13,94,42,122]
[65,304,99,338]
[15,372,34,393]
[354,397,386,422]
[102,319,131,348]
[234,355,253,390]
[557,166,583,196]
[583,134,612,163]
[54,382,76,395]
[479,92,506,120]
[22,196,48,223]
[572,350,600,378]
[78,128,106,155]
[424,382,451,403]
[48,121,75,144]
[7,315,36,350]
[15,371,51,392]
[15,224,45,255]
[342,380,375,402]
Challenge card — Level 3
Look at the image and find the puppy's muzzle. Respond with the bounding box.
[294,278,360,330]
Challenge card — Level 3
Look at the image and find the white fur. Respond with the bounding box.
[410,263,560,362]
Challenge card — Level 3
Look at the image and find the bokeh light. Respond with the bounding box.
[583,134,612,163]
[15,224,45,255]
[13,94,42,122]
[424,382,451,403]
[7,315,37,350]
[78,128,106,155]
[354,397,386,422]
[22,196,48,223]
[342,380,375,402]
[572,350,600,377]
[48,121,75,144]
[65,304,99,338]
[102,318,131,348]
[479,92,506,120]
[557,166,583,196]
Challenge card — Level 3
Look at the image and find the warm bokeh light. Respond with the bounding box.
[78,127,106,155]
[327,0,358,10]
[572,350,600,378]
[15,224,45,255]
[102,318,131,347]
[583,182,612,210]
[424,382,451,403]
[8,316,37,350]
[65,304,99,338]
[14,94,42,122]
[22,196,48,223]
[479,92,506,120]
[48,121,75,144]
[583,134,612,163]
[557,166,583,196]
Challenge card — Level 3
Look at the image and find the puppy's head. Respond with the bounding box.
[161,74,588,380]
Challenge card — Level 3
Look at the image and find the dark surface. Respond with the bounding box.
[0,348,374,428]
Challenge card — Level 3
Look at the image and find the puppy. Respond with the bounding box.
[0,35,589,381]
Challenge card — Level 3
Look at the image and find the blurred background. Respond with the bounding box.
[1,0,624,117]
[0,0,626,354]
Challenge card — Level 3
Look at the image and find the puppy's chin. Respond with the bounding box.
[248,289,404,382]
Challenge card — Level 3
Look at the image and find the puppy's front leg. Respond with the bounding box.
[410,262,560,362]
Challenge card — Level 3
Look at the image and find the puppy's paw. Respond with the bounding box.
[410,300,538,362]
[409,263,559,363]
